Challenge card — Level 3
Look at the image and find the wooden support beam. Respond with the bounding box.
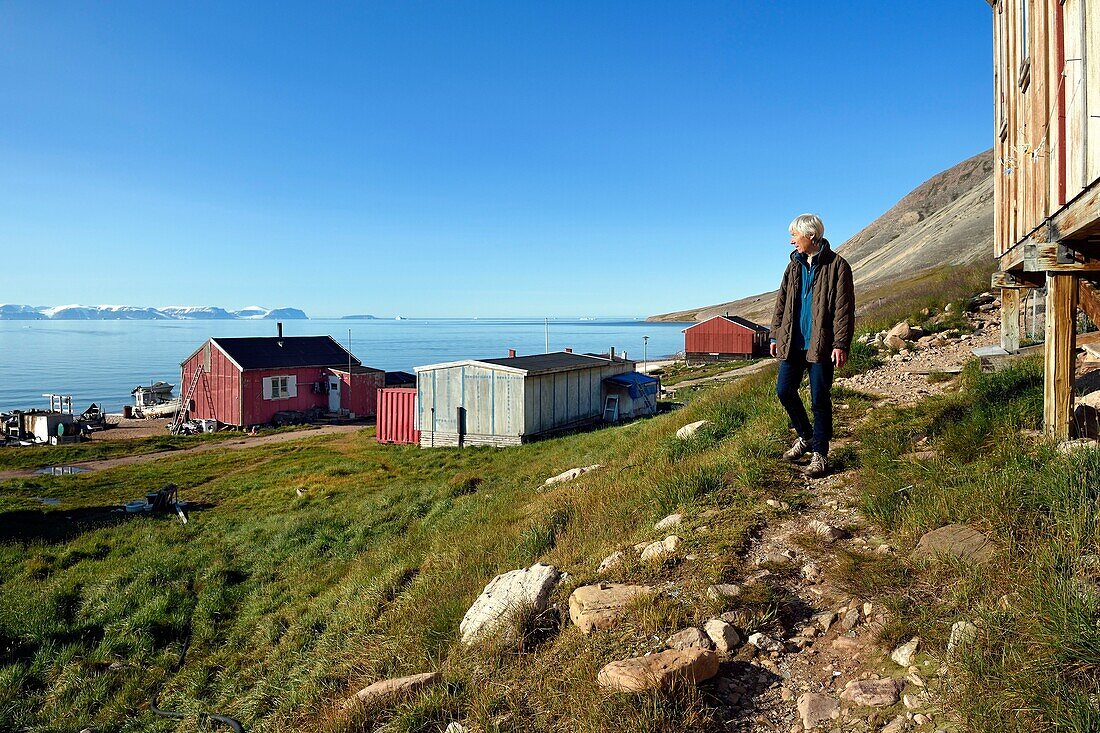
[1022,241,1100,272]
[1000,288,1021,353]
[991,270,1043,289]
[1044,274,1078,441]
[999,182,1100,271]
[1079,280,1100,329]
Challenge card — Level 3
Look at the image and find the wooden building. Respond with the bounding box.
[986,0,1100,438]
[683,315,770,364]
[179,334,384,428]
[414,350,638,448]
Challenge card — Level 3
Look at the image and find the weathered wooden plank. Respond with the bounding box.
[1001,287,1022,352]
[992,270,1042,288]
[1045,273,1078,439]
[1078,279,1100,327]
[1085,0,1099,184]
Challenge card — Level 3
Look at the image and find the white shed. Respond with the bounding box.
[415,351,636,447]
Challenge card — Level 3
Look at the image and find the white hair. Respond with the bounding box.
[789,213,825,243]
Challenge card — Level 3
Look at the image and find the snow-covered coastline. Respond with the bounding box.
[0,304,309,320]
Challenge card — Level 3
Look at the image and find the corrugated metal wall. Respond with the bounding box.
[376,388,419,444]
[417,364,525,440]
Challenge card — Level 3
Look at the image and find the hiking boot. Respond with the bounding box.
[782,437,811,462]
[804,452,828,478]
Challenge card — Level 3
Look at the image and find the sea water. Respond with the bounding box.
[0,318,688,412]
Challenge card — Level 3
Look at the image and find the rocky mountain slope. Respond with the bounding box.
[649,150,995,323]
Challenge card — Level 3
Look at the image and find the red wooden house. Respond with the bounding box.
[179,334,384,428]
[683,315,770,364]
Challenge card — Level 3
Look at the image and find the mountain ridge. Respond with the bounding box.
[648,149,995,323]
[0,304,309,321]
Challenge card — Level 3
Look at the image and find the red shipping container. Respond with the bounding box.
[376,388,420,445]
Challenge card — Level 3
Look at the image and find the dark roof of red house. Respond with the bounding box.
[211,336,360,370]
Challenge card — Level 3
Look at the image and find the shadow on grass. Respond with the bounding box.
[0,503,215,544]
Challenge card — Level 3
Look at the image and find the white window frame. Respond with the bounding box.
[262,375,297,400]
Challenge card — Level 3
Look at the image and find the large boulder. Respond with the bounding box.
[568,582,655,633]
[343,672,442,709]
[666,627,713,651]
[911,524,995,564]
[596,648,719,693]
[887,321,912,340]
[459,563,562,644]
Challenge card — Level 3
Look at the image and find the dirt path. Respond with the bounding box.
[0,424,366,481]
[664,360,775,392]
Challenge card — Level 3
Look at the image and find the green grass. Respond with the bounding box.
[0,367,808,733]
[846,357,1100,732]
[857,260,995,336]
[656,360,755,386]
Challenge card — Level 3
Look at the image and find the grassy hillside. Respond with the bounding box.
[3,268,1097,732]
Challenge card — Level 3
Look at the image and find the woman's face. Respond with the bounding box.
[789,229,815,254]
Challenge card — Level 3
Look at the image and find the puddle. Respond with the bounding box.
[36,466,91,476]
[33,497,61,506]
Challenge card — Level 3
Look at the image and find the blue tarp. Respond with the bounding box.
[604,372,659,400]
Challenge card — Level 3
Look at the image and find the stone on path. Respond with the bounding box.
[703,619,741,653]
[881,713,909,733]
[459,563,562,644]
[597,551,624,574]
[675,420,710,439]
[891,637,920,667]
[596,648,719,693]
[796,692,840,729]
[640,535,682,561]
[839,678,902,707]
[543,464,601,486]
[808,519,846,542]
[888,321,912,340]
[654,513,683,531]
[706,583,742,602]
[568,582,655,633]
[666,626,713,651]
[747,632,783,653]
[343,672,442,709]
[912,524,995,564]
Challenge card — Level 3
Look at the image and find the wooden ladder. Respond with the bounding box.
[171,365,204,433]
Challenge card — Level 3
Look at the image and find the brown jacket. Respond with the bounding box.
[771,240,855,363]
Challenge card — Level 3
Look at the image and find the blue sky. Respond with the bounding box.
[0,1,992,318]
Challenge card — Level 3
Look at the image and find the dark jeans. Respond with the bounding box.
[776,349,834,457]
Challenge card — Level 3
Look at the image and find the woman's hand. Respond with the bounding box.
[770,342,778,358]
[832,348,848,369]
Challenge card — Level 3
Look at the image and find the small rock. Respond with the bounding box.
[596,648,719,692]
[813,611,837,633]
[891,638,920,667]
[747,632,783,653]
[676,420,710,439]
[295,487,305,497]
[568,582,656,633]
[881,713,909,733]
[703,619,742,653]
[839,677,902,707]
[801,561,821,581]
[706,583,742,601]
[796,692,840,729]
[597,551,624,574]
[640,535,682,561]
[912,524,995,564]
[841,608,860,631]
[766,498,791,511]
[343,672,443,709]
[914,714,931,725]
[906,670,925,687]
[903,693,921,710]
[666,626,714,651]
[443,724,470,733]
[800,625,818,638]
[809,519,846,542]
[655,513,683,531]
[948,620,978,652]
[543,464,602,486]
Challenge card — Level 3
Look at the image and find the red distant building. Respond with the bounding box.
[179,334,383,427]
[683,315,770,364]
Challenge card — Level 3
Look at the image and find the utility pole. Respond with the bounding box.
[643,335,649,373]
[545,317,549,353]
